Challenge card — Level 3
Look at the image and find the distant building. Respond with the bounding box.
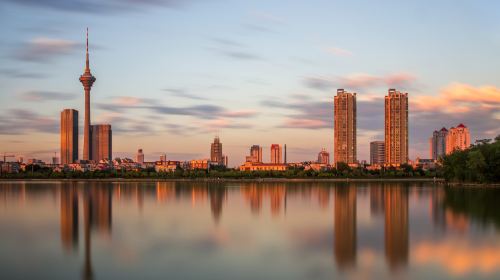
[385,89,409,165]
[136,149,145,164]
[210,136,224,166]
[446,124,470,154]
[430,128,448,160]
[239,162,287,171]
[160,154,167,163]
[60,109,79,164]
[370,141,385,165]
[270,144,282,164]
[91,124,112,162]
[317,148,330,164]
[334,89,357,165]
[249,145,263,163]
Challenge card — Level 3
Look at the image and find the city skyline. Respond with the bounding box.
[1,1,499,166]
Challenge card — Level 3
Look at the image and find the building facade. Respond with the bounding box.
[91,124,112,162]
[136,149,145,164]
[430,128,448,160]
[334,89,357,165]
[384,89,409,165]
[370,141,385,165]
[210,136,224,165]
[446,124,470,154]
[270,144,282,164]
[60,109,79,164]
[317,148,330,164]
[249,145,263,163]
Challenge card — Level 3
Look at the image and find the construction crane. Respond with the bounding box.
[1,153,16,176]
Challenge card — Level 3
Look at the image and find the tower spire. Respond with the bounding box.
[85,27,90,73]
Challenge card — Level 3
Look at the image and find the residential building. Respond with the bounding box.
[370,141,385,165]
[249,145,263,163]
[446,124,470,154]
[334,89,357,165]
[317,148,330,164]
[60,109,79,164]
[385,89,409,165]
[430,128,448,160]
[210,136,224,165]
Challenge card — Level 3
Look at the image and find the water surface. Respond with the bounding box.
[1,181,499,279]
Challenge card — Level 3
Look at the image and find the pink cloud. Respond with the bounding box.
[325,46,353,57]
[221,110,258,118]
[281,119,329,129]
[304,72,416,91]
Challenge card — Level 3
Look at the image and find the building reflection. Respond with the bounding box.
[334,185,357,269]
[384,185,409,270]
[60,183,79,252]
[209,186,226,224]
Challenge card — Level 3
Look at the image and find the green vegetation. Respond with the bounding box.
[0,164,438,179]
[441,135,500,183]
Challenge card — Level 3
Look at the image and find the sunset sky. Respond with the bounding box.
[0,0,499,166]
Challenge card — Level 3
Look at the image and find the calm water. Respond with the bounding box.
[1,181,499,280]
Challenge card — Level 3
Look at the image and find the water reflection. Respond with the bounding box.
[1,181,500,279]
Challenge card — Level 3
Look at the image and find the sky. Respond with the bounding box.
[0,0,499,166]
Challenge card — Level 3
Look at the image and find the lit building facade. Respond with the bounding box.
[239,162,287,171]
[430,127,448,160]
[91,124,112,162]
[334,89,357,165]
[317,148,330,164]
[370,141,385,165]
[136,149,145,164]
[249,145,263,163]
[60,109,79,164]
[270,144,282,164]
[210,136,224,165]
[384,89,409,165]
[446,124,470,154]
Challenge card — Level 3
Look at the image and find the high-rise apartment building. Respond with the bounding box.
[446,124,470,154]
[270,144,282,164]
[210,136,224,165]
[136,149,145,164]
[60,109,79,165]
[370,141,385,165]
[317,148,330,164]
[430,128,448,160]
[334,89,357,165]
[384,89,408,165]
[91,124,112,162]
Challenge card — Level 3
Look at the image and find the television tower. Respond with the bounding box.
[79,28,96,160]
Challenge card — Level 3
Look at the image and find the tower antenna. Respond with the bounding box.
[85,27,90,72]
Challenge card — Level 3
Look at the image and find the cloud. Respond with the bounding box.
[303,72,416,91]
[0,109,57,135]
[221,110,258,118]
[14,37,79,62]
[0,69,47,79]
[19,91,77,102]
[163,88,208,100]
[324,47,353,57]
[218,50,263,61]
[261,97,332,129]
[280,119,329,129]
[5,0,196,14]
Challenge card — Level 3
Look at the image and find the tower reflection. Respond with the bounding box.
[334,185,357,269]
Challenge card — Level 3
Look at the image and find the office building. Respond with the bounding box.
[317,148,330,164]
[270,144,282,164]
[60,109,79,164]
[385,89,409,165]
[210,136,224,165]
[430,128,448,160]
[446,124,470,154]
[370,141,385,165]
[248,145,263,163]
[334,89,357,165]
[90,124,112,162]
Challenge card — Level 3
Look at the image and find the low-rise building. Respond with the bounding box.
[239,162,287,171]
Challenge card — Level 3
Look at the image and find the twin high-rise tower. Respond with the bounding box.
[61,29,112,164]
[333,88,408,166]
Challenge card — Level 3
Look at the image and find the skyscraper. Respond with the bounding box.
[317,148,330,164]
[270,144,282,164]
[370,141,385,165]
[334,89,357,165]
[136,149,145,164]
[210,136,224,165]
[384,89,408,165]
[430,128,448,160]
[446,124,470,154]
[250,145,263,163]
[79,28,96,161]
[90,124,112,162]
[60,109,79,164]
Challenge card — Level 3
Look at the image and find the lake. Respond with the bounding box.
[0,181,499,279]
